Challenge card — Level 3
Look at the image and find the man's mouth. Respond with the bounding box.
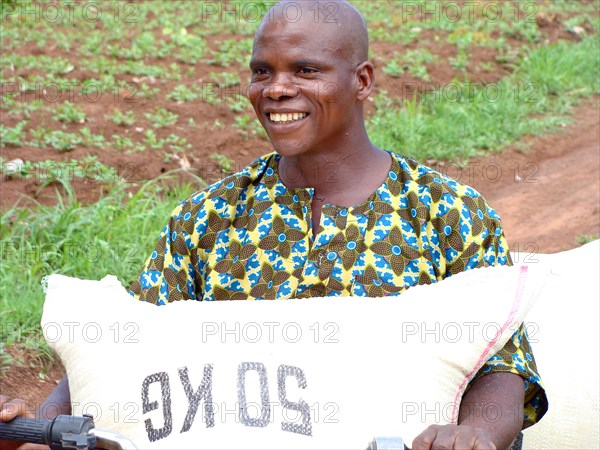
[268,112,308,124]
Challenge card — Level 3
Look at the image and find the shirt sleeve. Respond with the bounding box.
[453,192,548,427]
[128,195,206,304]
[473,324,548,428]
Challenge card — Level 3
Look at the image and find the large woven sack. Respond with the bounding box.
[519,240,600,449]
[41,263,548,449]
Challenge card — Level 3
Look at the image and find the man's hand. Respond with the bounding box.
[412,424,496,450]
[0,396,35,421]
[0,396,49,450]
[413,372,524,450]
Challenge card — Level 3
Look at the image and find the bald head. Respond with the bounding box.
[256,0,369,65]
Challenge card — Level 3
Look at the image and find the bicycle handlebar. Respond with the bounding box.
[0,415,136,450]
[0,415,406,450]
[0,416,54,445]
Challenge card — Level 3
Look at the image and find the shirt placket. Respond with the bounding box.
[302,204,362,296]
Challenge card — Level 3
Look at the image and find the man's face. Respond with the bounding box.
[248,17,360,158]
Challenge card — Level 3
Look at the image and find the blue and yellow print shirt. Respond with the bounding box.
[130,150,547,426]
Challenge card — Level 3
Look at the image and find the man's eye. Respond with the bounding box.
[299,67,317,74]
[253,68,269,76]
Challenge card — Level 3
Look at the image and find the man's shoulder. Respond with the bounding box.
[178,152,277,207]
[390,151,484,200]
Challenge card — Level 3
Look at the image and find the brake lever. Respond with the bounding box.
[367,436,410,450]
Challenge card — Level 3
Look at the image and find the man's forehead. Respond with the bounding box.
[253,15,341,56]
[253,0,368,64]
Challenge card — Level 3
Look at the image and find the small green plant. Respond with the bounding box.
[138,83,161,99]
[110,32,172,61]
[164,133,191,153]
[408,63,429,80]
[209,39,253,67]
[167,85,199,102]
[143,129,163,149]
[8,99,44,118]
[225,95,251,113]
[383,59,404,78]
[199,83,220,105]
[29,127,50,147]
[139,130,188,152]
[403,49,437,80]
[233,115,267,139]
[163,28,207,65]
[111,135,139,152]
[233,115,251,138]
[43,130,82,152]
[250,119,267,140]
[79,128,106,148]
[576,234,598,245]
[107,109,135,126]
[209,71,241,88]
[53,102,86,123]
[145,108,179,128]
[383,50,437,81]
[450,51,470,70]
[210,152,233,173]
[0,93,16,110]
[480,61,495,72]
[0,121,27,147]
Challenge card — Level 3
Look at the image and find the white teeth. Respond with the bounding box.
[269,112,307,123]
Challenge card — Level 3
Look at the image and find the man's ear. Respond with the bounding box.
[355,61,375,101]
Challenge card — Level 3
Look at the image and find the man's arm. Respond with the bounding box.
[0,376,70,450]
[458,372,524,447]
[36,375,72,419]
[0,375,71,421]
[0,375,71,422]
[412,372,524,450]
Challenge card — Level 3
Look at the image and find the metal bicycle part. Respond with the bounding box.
[90,429,137,450]
[367,436,409,450]
[0,415,137,450]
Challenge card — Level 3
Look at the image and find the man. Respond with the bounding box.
[0,1,546,449]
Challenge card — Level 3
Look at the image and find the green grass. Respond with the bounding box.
[0,175,204,367]
[576,234,599,246]
[368,36,599,162]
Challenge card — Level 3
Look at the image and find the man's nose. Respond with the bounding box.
[263,73,299,100]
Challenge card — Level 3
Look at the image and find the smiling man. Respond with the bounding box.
[0,1,546,449]
[128,2,546,448]
[248,0,391,238]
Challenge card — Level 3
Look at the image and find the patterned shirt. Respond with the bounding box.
[130,150,547,426]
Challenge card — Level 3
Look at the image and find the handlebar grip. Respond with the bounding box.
[0,416,52,444]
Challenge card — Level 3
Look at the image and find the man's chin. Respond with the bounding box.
[271,141,311,158]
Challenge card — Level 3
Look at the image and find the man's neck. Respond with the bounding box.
[279,143,391,207]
